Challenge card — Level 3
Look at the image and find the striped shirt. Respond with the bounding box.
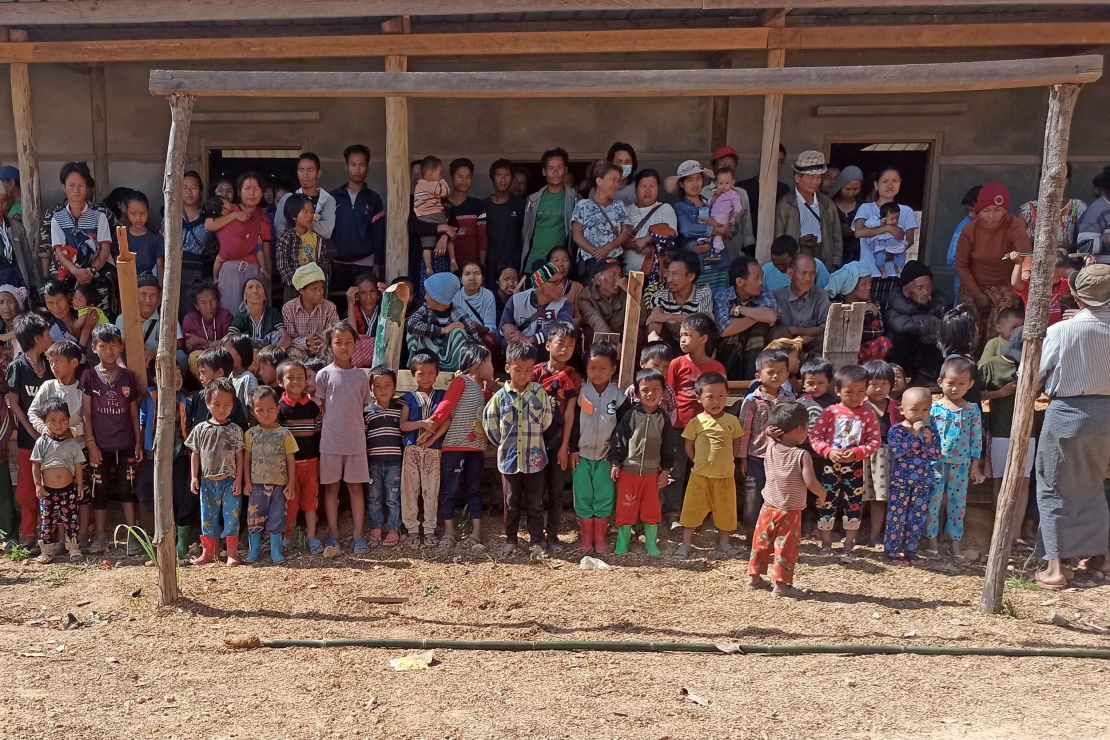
[47,202,113,271]
[364,399,404,466]
[1040,307,1110,398]
[483,381,553,474]
[762,443,810,511]
[650,283,715,318]
[279,393,321,460]
[430,375,489,451]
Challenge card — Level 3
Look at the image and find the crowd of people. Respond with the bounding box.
[0,142,1106,592]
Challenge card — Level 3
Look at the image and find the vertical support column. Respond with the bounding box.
[90,64,110,193]
[709,53,731,152]
[617,271,645,391]
[114,227,146,389]
[980,83,1080,615]
[154,92,195,607]
[384,55,410,283]
[9,29,42,269]
[755,46,786,263]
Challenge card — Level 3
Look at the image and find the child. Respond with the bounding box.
[810,364,882,561]
[41,280,80,345]
[277,359,322,553]
[7,315,53,552]
[609,368,674,557]
[1008,247,1069,327]
[243,387,298,563]
[569,342,628,554]
[303,356,325,399]
[283,262,340,356]
[483,341,554,557]
[663,313,726,528]
[183,283,233,376]
[137,366,195,559]
[494,266,520,320]
[980,306,1024,362]
[124,191,165,279]
[890,363,907,402]
[800,357,837,410]
[883,386,940,563]
[532,322,581,553]
[747,402,826,596]
[926,355,985,562]
[276,193,332,303]
[257,345,289,390]
[184,346,251,432]
[184,378,245,566]
[227,335,260,413]
[414,155,455,279]
[406,272,481,372]
[399,353,446,548]
[708,168,742,263]
[862,360,902,549]
[71,283,109,349]
[675,372,742,559]
[80,324,145,556]
[316,322,373,556]
[30,397,85,563]
[867,201,905,278]
[765,336,802,394]
[426,342,494,550]
[738,349,794,528]
[623,341,677,425]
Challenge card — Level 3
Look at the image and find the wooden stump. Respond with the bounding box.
[373,281,411,371]
[821,301,867,371]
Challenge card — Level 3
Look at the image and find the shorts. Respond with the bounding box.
[89,449,139,510]
[678,473,737,532]
[319,452,370,485]
[863,445,891,502]
[990,437,1034,479]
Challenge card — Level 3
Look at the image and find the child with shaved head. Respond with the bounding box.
[883,386,941,564]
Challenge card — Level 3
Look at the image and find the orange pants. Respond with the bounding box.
[284,458,320,537]
[16,448,38,539]
[747,505,802,585]
[614,471,662,526]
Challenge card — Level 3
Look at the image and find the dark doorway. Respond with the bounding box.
[827,141,931,211]
[207,148,300,200]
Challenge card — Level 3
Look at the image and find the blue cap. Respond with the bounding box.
[0,166,19,184]
[424,272,461,305]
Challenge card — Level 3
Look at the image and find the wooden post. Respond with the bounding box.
[373,280,411,371]
[90,64,110,192]
[709,53,731,152]
[821,301,867,371]
[153,93,194,606]
[114,227,147,389]
[9,29,42,266]
[384,50,409,282]
[617,270,644,391]
[980,83,1080,615]
[755,44,786,263]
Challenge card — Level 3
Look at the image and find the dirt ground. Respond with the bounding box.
[2,509,1109,740]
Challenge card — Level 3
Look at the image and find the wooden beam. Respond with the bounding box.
[114,227,147,390]
[381,16,412,35]
[709,55,731,152]
[617,271,645,391]
[89,65,109,193]
[148,55,1104,98]
[755,43,786,263]
[980,82,1080,616]
[8,30,42,270]
[382,12,411,285]
[759,7,791,27]
[776,22,1110,50]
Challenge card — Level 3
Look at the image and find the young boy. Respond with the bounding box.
[80,324,144,556]
[365,366,404,549]
[31,397,85,563]
[609,368,674,557]
[810,364,882,561]
[138,366,195,559]
[675,372,742,559]
[277,359,322,553]
[185,347,250,433]
[662,313,726,529]
[623,341,677,425]
[980,307,1024,363]
[569,342,628,555]
[257,345,290,391]
[800,357,837,411]
[184,378,245,566]
[483,341,553,557]
[532,322,581,553]
[747,402,826,597]
[244,386,298,564]
[862,360,902,549]
[737,349,794,528]
[399,353,446,548]
[227,335,260,413]
[6,313,54,551]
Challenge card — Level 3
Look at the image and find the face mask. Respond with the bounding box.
[620,164,633,179]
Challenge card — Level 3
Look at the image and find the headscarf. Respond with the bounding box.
[0,284,28,309]
[825,261,869,298]
[831,166,864,199]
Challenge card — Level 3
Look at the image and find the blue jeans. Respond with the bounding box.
[366,462,401,532]
[199,477,240,538]
[247,484,287,534]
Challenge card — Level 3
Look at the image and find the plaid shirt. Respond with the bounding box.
[275,227,332,286]
[738,384,795,460]
[483,381,553,474]
[281,297,339,351]
[406,303,482,340]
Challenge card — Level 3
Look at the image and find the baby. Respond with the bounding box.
[708,168,742,263]
[413,155,456,275]
[867,201,906,278]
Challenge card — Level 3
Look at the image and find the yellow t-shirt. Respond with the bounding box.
[682,411,742,479]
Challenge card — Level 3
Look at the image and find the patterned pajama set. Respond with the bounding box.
[883,424,941,558]
[927,401,982,542]
[810,404,882,532]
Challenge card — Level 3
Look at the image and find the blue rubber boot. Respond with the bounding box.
[270,532,285,563]
[244,532,263,563]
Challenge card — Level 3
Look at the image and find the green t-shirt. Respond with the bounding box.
[978,354,1017,437]
[527,190,566,267]
[980,336,1005,363]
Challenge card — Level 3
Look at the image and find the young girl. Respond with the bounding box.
[124,191,165,279]
[276,194,332,303]
[452,262,498,354]
[183,283,233,376]
[256,345,289,390]
[927,355,985,562]
[227,335,260,413]
[31,397,85,563]
[71,283,109,349]
[862,360,901,549]
[884,386,940,564]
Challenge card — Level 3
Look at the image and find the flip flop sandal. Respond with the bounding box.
[368,529,383,548]
[309,539,323,555]
[423,534,440,547]
[438,536,456,550]
[352,538,370,555]
[1034,573,1067,591]
[404,533,421,550]
[383,531,400,547]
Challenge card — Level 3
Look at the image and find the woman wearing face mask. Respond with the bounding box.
[593,142,638,209]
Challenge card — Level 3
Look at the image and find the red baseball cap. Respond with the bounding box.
[711,146,738,163]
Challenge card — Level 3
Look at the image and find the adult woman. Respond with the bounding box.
[955,183,1029,351]
[626,169,678,276]
[604,141,638,208]
[179,170,216,317]
[226,277,290,350]
[546,246,583,326]
[825,261,890,362]
[831,166,863,264]
[0,284,28,365]
[668,160,732,292]
[853,166,918,280]
[571,162,631,277]
[205,172,273,312]
[0,181,33,289]
[42,162,116,312]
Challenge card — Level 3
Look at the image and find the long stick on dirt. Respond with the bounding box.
[979,83,1081,615]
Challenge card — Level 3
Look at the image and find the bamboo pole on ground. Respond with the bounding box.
[980,83,1080,615]
[152,93,194,606]
[617,271,644,391]
[114,227,147,389]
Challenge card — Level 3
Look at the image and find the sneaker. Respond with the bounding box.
[673,543,691,560]
[89,536,108,554]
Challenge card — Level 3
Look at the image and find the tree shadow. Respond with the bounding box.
[172,595,387,623]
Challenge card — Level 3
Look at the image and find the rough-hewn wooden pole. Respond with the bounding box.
[980,83,1080,614]
[755,40,786,263]
[114,227,147,389]
[617,271,644,391]
[9,30,43,272]
[154,93,194,606]
[384,54,409,282]
[373,280,411,371]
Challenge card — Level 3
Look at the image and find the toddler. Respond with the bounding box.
[185,378,245,566]
[1008,247,1069,327]
[624,341,677,425]
[884,386,940,563]
[365,366,404,549]
[244,387,298,563]
[399,353,446,548]
[414,155,456,278]
[277,359,322,552]
[708,168,742,264]
[71,283,109,349]
[980,306,1023,362]
[862,360,902,549]
[31,397,85,563]
[866,201,907,278]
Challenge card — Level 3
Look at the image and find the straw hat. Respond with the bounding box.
[664,160,713,193]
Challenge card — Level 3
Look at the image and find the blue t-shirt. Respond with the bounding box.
[128,230,165,277]
[401,389,446,448]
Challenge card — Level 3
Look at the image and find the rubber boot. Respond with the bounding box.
[175,526,193,559]
[614,525,633,555]
[244,532,263,563]
[578,518,593,554]
[643,524,662,557]
[190,534,216,563]
[34,540,55,564]
[593,518,609,555]
[225,535,240,566]
[270,532,285,563]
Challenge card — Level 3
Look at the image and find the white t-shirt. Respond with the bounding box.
[855,202,919,277]
[625,202,677,272]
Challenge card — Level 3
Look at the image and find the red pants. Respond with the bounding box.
[284,458,320,537]
[747,505,802,585]
[16,448,38,539]
[614,471,662,526]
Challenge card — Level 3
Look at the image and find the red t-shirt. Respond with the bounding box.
[532,362,582,446]
[1016,278,1069,326]
[216,204,272,263]
[78,365,143,452]
[666,355,727,429]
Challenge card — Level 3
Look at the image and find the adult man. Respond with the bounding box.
[738,143,789,239]
[330,144,385,292]
[1076,166,1110,265]
[646,250,715,345]
[522,147,579,271]
[775,151,843,270]
[702,145,755,255]
[715,254,779,379]
[885,260,946,382]
[577,258,632,337]
[446,158,487,269]
[0,166,20,220]
[114,273,184,369]
[484,158,525,288]
[273,152,337,239]
[498,265,573,347]
[771,254,830,350]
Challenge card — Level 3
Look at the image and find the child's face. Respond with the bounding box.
[44,409,71,438]
[637,379,664,412]
[371,374,396,406]
[757,361,789,393]
[295,202,314,231]
[425,296,450,312]
[227,345,244,372]
[938,370,973,403]
[901,391,932,425]
[546,335,576,367]
[498,268,519,295]
[282,366,306,398]
[252,396,279,427]
[996,315,1022,341]
[678,326,707,356]
[356,280,380,312]
[299,281,325,308]
[206,389,235,424]
[698,381,728,416]
[412,362,438,391]
[47,354,79,383]
[866,378,892,404]
[330,330,355,365]
[802,372,830,398]
[258,361,277,386]
[506,359,535,390]
[461,264,483,292]
[305,371,317,398]
[715,172,734,192]
[195,290,219,320]
[892,366,907,394]
[837,380,868,409]
[881,212,899,227]
[44,292,70,320]
[126,201,148,229]
[641,356,670,377]
[71,290,88,310]
[197,363,223,385]
[585,355,616,389]
[473,356,495,382]
[95,338,122,365]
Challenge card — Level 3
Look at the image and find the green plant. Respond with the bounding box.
[8,543,30,562]
[287,527,309,553]
[44,565,70,587]
[1006,554,1039,592]
[113,524,157,565]
[1001,597,1020,619]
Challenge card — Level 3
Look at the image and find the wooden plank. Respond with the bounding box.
[8,31,41,273]
[148,55,1104,98]
[755,44,785,264]
[709,54,731,152]
[617,271,644,391]
[90,65,109,192]
[980,83,1079,615]
[820,301,866,371]
[114,227,147,390]
[373,281,411,371]
[777,22,1110,50]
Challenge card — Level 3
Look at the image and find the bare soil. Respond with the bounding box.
[2,511,1109,740]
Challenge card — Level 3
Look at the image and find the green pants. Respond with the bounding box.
[406,328,470,372]
[572,458,615,518]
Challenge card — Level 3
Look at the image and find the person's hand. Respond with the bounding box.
[973,292,990,308]
[74,267,94,284]
[191,476,200,494]
[346,286,359,302]
[569,452,580,471]
[439,225,459,239]
[35,484,45,501]
[657,470,670,489]
[284,485,296,502]
[970,463,986,486]
[886,225,906,240]
[921,428,934,445]
[765,425,785,442]
[1006,250,1022,262]
[1063,308,1081,321]
[912,421,926,435]
[232,210,250,223]
[435,242,448,257]
[133,445,144,463]
[611,465,621,482]
[233,478,243,496]
[557,446,569,471]
[738,458,747,476]
[866,302,881,314]
[88,446,102,467]
[306,334,323,355]
[998,381,1018,398]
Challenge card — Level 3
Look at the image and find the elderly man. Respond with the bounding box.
[577,258,630,337]
[114,273,185,369]
[499,262,573,347]
[885,260,946,382]
[645,250,715,346]
[715,254,779,378]
[772,254,830,349]
[775,151,843,270]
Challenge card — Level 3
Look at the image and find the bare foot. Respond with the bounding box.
[1034,570,1067,590]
